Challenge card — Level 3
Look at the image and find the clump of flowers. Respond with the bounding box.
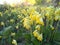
[33,30,43,41]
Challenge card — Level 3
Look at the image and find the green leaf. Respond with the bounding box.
[53,30,60,41]
[32,37,41,45]
[54,41,60,45]
[24,33,31,41]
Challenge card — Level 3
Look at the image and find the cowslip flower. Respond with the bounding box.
[0,12,2,17]
[33,30,39,37]
[37,33,43,41]
[36,17,44,25]
[50,25,54,30]
[12,39,17,45]
[15,25,19,29]
[30,14,36,21]
[54,16,59,21]
[17,15,21,19]
[45,12,49,17]
[35,25,40,30]
[55,8,60,15]
[21,9,27,15]
[1,22,5,26]
[11,32,15,36]
[10,19,15,23]
[23,17,31,30]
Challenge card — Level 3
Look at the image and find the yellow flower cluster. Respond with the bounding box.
[36,17,44,25]
[23,11,44,30]
[23,17,33,30]
[44,6,55,20]
[33,30,43,41]
[30,14,44,25]
[0,5,60,44]
[54,8,60,21]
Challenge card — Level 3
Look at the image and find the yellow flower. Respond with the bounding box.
[0,12,2,17]
[41,7,45,12]
[45,12,49,17]
[50,25,54,30]
[0,36,2,39]
[37,33,43,41]
[17,15,21,19]
[10,19,14,23]
[24,23,31,30]
[32,15,36,21]
[33,30,39,37]
[51,27,54,30]
[12,39,17,45]
[55,8,60,15]
[15,25,19,29]
[35,15,44,25]
[36,14,41,20]
[1,22,4,26]
[21,9,27,15]
[36,17,44,25]
[23,17,31,30]
[11,33,15,36]
[35,25,40,30]
[54,16,59,21]
[46,6,53,12]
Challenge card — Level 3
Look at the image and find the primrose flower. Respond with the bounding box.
[54,16,59,21]
[11,32,15,36]
[46,6,54,12]
[37,33,43,41]
[36,17,44,25]
[12,39,17,45]
[21,9,27,15]
[35,25,40,30]
[23,17,31,30]
[33,30,39,37]
[1,22,5,26]
[15,25,19,29]
[10,19,15,23]
[0,12,2,17]
[17,15,21,19]
[55,8,60,15]
[30,14,36,21]
[45,12,49,17]
[50,25,54,30]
